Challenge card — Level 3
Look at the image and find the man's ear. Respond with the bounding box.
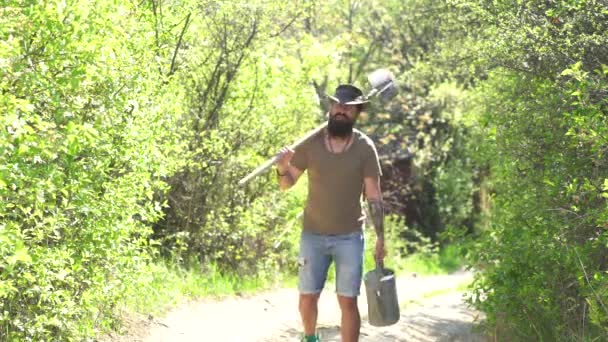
[327,101,335,114]
[355,106,363,118]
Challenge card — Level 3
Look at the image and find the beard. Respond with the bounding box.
[327,114,354,137]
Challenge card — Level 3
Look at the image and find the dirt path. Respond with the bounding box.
[107,271,486,342]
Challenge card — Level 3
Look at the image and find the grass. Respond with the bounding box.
[396,245,465,276]
[363,226,465,276]
[122,261,284,317]
[401,272,473,309]
[119,234,466,319]
[419,278,471,299]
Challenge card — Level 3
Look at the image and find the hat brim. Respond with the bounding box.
[327,95,370,105]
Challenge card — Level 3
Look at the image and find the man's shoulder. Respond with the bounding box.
[297,130,323,151]
[353,129,376,149]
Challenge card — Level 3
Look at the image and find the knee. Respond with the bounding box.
[299,293,319,311]
[337,296,358,313]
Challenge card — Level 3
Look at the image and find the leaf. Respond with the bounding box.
[543,179,556,187]
[56,269,69,281]
[15,100,35,113]
[7,246,32,265]
[560,68,574,77]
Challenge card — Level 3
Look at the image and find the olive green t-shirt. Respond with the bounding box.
[291,129,382,235]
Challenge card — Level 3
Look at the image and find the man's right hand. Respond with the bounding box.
[275,146,294,173]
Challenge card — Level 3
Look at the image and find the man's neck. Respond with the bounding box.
[325,130,354,154]
[327,131,353,142]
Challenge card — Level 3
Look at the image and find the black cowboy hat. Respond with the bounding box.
[326,84,370,105]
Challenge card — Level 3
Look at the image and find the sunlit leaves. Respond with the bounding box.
[455,1,608,338]
[0,0,190,339]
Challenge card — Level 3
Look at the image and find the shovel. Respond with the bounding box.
[364,260,400,327]
[237,68,398,185]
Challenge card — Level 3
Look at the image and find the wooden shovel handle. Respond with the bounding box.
[238,122,327,186]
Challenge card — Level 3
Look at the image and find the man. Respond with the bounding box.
[275,84,386,342]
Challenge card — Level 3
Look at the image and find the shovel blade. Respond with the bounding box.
[364,266,400,327]
[367,69,398,101]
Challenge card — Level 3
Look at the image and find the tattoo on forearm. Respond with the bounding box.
[368,199,384,240]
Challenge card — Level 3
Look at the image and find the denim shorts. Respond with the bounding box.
[297,230,364,297]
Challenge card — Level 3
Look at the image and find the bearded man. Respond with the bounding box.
[275,84,386,342]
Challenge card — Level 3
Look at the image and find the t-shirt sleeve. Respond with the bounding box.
[290,143,308,171]
[363,140,382,178]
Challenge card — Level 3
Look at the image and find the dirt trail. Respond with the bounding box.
[108,272,486,342]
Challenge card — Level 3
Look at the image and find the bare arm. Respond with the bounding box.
[365,175,386,265]
[364,176,384,241]
[276,147,304,191]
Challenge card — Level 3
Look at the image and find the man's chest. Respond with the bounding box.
[306,146,365,185]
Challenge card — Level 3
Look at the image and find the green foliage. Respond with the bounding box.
[374,215,466,275]
[150,1,329,276]
[3,1,378,339]
[1,0,186,339]
[466,69,608,340]
[10,0,608,340]
[442,1,608,339]
[302,0,485,241]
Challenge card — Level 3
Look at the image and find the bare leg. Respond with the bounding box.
[337,295,360,342]
[299,293,321,336]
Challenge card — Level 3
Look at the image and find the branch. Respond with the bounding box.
[312,77,329,114]
[353,38,378,81]
[573,248,608,317]
[269,11,301,38]
[399,32,414,68]
[241,57,259,120]
[203,16,258,131]
[168,12,191,77]
[150,0,162,74]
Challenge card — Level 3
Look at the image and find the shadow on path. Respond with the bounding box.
[266,292,487,342]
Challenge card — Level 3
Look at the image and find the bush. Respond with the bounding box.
[0,1,185,339]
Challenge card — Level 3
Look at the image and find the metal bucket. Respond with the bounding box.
[364,262,400,327]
